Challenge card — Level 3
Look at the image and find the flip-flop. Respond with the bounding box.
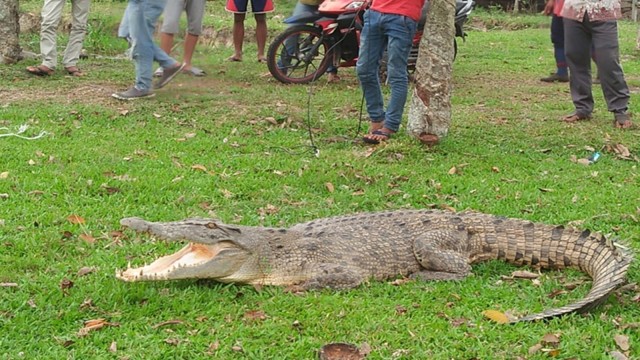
[26,65,54,76]
[258,57,267,63]
[362,130,392,145]
[227,56,242,62]
[184,67,206,76]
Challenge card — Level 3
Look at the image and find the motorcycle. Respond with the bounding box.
[266,0,474,84]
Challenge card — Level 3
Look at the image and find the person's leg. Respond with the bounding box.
[381,14,417,133]
[159,0,183,55]
[182,0,205,70]
[118,2,132,39]
[61,0,90,72]
[130,0,171,91]
[591,20,631,127]
[232,13,246,60]
[541,14,568,82]
[254,13,267,61]
[39,0,65,70]
[356,10,387,136]
[278,2,316,70]
[563,16,594,119]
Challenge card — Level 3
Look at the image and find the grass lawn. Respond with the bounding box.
[1,1,639,358]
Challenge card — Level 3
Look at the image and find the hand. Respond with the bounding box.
[542,0,555,15]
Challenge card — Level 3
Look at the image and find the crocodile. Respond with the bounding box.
[116,209,632,322]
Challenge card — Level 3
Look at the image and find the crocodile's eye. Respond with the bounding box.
[205,222,218,229]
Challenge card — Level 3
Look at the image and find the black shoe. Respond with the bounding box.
[540,73,569,83]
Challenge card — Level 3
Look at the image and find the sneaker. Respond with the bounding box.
[540,73,569,83]
[153,67,163,77]
[111,87,155,101]
[154,63,185,89]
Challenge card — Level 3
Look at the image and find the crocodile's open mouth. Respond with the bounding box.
[116,243,222,282]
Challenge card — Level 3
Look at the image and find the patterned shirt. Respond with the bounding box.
[561,0,622,21]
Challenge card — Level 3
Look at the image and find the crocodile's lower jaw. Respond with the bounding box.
[116,243,217,282]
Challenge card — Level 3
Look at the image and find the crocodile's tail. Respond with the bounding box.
[471,217,633,323]
[515,242,631,322]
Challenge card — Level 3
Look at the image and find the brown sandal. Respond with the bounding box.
[65,66,85,77]
[26,65,54,76]
[561,113,591,123]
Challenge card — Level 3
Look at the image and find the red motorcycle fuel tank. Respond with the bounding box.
[319,0,368,15]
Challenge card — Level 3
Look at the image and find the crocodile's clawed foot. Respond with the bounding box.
[120,217,240,245]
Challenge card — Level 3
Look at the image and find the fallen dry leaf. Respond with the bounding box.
[0,172,8,179]
[528,343,543,355]
[614,334,630,351]
[108,341,117,353]
[244,310,267,321]
[164,338,180,346]
[60,278,74,295]
[510,270,540,279]
[541,333,560,346]
[79,233,95,244]
[610,351,628,360]
[77,266,96,277]
[325,182,335,193]
[67,214,85,224]
[77,318,116,336]
[0,283,18,287]
[152,319,184,328]
[482,310,510,324]
[191,164,207,172]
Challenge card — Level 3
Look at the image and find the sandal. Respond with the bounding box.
[561,113,591,123]
[363,130,392,145]
[65,66,85,77]
[227,56,242,62]
[26,65,54,76]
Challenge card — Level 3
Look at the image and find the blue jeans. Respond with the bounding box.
[356,9,417,132]
[128,0,178,91]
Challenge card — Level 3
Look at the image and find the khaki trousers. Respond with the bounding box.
[40,0,91,69]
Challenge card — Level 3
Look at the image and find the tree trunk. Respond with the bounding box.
[407,0,456,145]
[0,0,22,64]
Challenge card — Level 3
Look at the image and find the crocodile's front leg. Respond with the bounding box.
[296,263,368,290]
[411,229,472,281]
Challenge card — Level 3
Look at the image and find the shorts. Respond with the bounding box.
[161,0,206,35]
[225,0,274,14]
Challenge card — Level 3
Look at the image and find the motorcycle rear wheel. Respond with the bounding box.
[267,25,333,84]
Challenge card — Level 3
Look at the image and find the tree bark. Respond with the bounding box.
[407,0,456,145]
[0,0,22,64]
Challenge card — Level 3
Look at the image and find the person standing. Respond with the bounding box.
[559,0,633,128]
[112,0,185,100]
[154,0,207,77]
[26,0,91,77]
[540,0,568,83]
[225,0,274,62]
[358,0,426,144]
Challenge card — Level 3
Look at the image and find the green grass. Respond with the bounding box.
[1,1,639,358]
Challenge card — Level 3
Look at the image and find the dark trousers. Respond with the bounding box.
[564,15,629,116]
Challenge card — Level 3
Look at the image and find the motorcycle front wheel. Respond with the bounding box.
[267,25,333,84]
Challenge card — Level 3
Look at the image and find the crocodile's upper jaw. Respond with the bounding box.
[116,242,246,282]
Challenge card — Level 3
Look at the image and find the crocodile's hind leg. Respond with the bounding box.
[296,263,367,290]
[411,229,472,281]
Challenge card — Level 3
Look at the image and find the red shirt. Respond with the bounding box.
[370,0,427,22]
